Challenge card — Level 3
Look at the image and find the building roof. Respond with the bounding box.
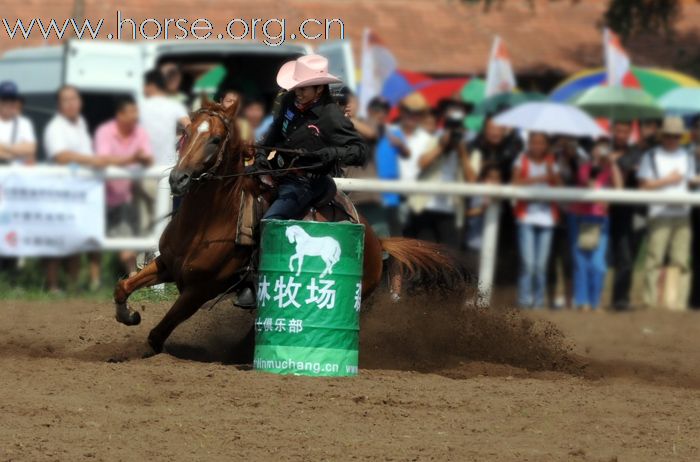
[2,0,700,77]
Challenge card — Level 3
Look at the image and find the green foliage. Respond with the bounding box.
[461,0,685,38]
[0,255,178,302]
[604,0,682,38]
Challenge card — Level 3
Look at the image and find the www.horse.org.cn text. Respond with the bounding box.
[0,11,346,46]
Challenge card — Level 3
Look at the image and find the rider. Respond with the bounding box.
[235,55,368,307]
[257,54,368,219]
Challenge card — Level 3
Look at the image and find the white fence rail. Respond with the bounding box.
[5,166,700,304]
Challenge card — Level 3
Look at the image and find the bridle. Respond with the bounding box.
[183,107,324,183]
[185,107,233,183]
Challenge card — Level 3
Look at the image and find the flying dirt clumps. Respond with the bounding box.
[359,291,578,376]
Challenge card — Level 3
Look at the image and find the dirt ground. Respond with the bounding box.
[0,292,699,462]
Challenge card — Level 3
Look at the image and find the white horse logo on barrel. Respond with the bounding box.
[285,225,341,278]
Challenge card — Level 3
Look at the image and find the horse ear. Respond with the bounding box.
[201,92,214,110]
[224,93,241,119]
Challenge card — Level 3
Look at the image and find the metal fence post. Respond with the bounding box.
[477,200,502,307]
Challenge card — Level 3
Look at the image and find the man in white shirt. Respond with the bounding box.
[140,70,190,168]
[637,116,696,309]
[0,80,37,278]
[385,93,436,234]
[43,85,136,292]
[405,99,471,247]
[0,81,36,165]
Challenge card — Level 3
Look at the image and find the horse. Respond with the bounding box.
[113,97,466,355]
[285,224,341,277]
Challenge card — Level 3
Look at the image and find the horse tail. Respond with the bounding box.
[379,237,472,290]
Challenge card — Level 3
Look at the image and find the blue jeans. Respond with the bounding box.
[517,223,554,308]
[263,175,327,220]
[569,215,609,309]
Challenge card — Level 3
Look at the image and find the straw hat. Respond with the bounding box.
[276,54,342,91]
[660,116,686,136]
[400,93,429,112]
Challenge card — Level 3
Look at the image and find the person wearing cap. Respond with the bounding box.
[0,80,36,165]
[637,116,696,310]
[257,54,367,220]
[0,80,36,280]
[376,93,435,235]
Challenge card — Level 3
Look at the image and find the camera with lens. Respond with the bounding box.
[331,86,351,109]
[443,108,466,148]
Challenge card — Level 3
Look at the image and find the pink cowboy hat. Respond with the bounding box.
[276,54,342,90]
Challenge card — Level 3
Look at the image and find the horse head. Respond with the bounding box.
[169,95,242,196]
[285,225,303,244]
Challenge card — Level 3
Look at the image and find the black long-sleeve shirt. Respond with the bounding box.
[262,93,368,175]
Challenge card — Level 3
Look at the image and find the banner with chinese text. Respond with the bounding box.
[0,170,104,256]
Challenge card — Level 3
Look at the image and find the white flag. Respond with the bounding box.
[604,28,631,86]
[485,36,517,97]
[358,28,397,117]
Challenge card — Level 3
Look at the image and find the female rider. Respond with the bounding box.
[258,54,368,219]
[235,55,368,307]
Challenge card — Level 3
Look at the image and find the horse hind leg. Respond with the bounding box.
[114,257,171,326]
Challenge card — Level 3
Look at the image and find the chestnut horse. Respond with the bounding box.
[113,98,464,354]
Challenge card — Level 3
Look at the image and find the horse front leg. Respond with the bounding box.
[296,256,304,276]
[114,257,171,326]
[147,288,211,353]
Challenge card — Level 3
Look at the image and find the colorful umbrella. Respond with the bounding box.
[414,78,469,108]
[493,102,606,138]
[550,66,700,102]
[474,92,546,116]
[460,78,486,105]
[659,88,700,115]
[572,86,663,121]
[387,77,469,120]
[380,70,431,106]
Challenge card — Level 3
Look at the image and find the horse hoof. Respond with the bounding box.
[115,309,141,326]
[147,334,164,354]
[141,349,158,359]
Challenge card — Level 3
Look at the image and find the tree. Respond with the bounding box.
[461,0,686,38]
[603,0,683,38]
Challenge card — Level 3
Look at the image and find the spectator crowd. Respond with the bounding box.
[2,66,700,312]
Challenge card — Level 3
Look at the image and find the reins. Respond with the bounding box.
[185,108,323,183]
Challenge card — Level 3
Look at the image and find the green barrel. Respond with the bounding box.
[253,219,365,377]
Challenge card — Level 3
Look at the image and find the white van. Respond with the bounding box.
[0,39,355,160]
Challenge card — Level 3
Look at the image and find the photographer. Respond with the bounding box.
[403,99,471,247]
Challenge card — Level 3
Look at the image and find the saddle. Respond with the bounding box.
[235,176,359,246]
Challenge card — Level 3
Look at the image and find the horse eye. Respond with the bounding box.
[210,136,221,145]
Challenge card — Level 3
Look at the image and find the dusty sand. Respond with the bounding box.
[0,293,698,461]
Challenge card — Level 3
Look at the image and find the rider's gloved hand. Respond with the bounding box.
[309,147,337,164]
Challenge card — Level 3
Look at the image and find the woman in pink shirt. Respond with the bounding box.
[569,139,623,311]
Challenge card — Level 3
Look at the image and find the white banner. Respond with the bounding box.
[0,170,104,256]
